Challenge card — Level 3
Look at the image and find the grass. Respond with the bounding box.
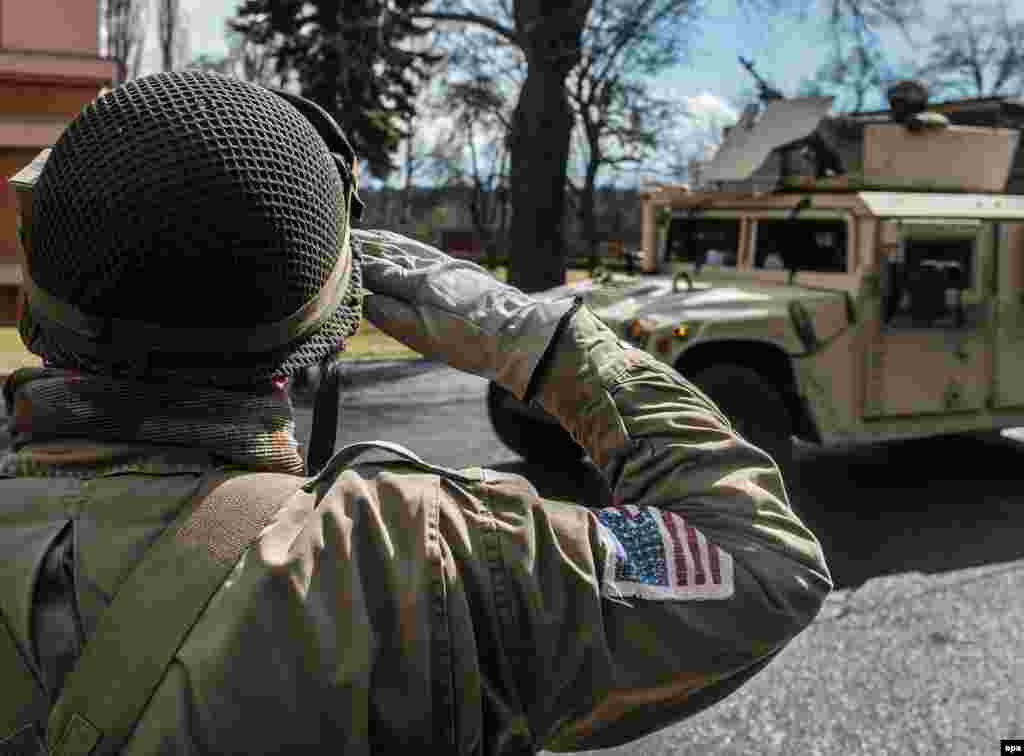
[341,320,422,361]
[491,267,592,286]
[0,327,40,372]
[0,322,416,368]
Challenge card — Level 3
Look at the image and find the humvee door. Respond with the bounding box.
[865,218,994,417]
[992,222,1024,408]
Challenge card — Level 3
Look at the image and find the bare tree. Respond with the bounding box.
[429,76,514,264]
[405,1,589,291]
[569,82,676,261]
[799,42,896,112]
[227,32,279,86]
[919,1,1024,98]
[396,36,456,225]
[101,0,150,84]
[823,0,922,47]
[187,30,280,87]
[792,0,926,112]
[393,0,922,290]
[567,0,698,264]
[157,0,189,72]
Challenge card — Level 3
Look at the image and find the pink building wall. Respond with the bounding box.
[0,0,115,322]
[1,0,100,55]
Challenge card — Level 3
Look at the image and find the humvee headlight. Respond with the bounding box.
[673,324,690,339]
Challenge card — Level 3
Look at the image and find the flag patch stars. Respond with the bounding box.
[596,505,734,601]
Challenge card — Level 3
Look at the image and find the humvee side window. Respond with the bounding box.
[754,220,848,273]
[883,235,975,328]
[665,218,740,268]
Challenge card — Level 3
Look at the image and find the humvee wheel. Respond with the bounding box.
[486,382,584,465]
[690,363,795,477]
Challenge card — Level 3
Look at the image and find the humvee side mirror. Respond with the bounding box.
[673,271,693,292]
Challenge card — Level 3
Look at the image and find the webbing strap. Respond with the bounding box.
[0,612,48,755]
[22,224,352,359]
[1,441,452,756]
[303,439,480,491]
[43,471,307,756]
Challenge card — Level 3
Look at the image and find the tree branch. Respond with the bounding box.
[409,11,518,45]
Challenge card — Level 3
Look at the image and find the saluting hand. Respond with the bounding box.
[356,230,576,400]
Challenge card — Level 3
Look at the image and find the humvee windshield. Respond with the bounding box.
[665,218,740,268]
[753,219,848,273]
[664,216,849,274]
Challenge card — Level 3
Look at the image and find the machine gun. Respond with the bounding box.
[735,56,844,179]
[738,56,785,103]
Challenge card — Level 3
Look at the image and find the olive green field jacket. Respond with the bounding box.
[0,307,831,754]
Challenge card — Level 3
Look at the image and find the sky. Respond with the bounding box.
[169,0,990,184]
[181,0,848,104]
[179,0,951,102]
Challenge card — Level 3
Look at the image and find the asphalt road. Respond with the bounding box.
[0,360,1018,753]
[293,359,1024,754]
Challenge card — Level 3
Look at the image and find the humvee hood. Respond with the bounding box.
[621,283,844,324]
[539,275,677,313]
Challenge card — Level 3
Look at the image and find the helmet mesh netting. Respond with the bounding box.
[27,71,363,386]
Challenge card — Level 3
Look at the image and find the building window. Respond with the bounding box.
[753,219,848,273]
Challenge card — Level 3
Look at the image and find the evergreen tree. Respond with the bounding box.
[230,0,439,179]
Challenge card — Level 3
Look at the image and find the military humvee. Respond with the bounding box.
[488,85,1024,474]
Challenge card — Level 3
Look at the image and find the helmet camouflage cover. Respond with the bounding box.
[17,71,364,387]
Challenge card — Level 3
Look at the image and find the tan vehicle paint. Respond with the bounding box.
[490,105,1024,463]
[581,187,1024,448]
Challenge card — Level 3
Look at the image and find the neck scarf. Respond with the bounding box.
[3,367,304,475]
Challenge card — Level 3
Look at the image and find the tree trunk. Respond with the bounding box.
[507,63,574,292]
[497,187,510,262]
[507,2,589,293]
[581,163,599,268]
[469,184,494,262]
[403,113,415,226]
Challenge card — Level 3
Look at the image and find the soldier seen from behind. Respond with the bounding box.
[0,72,831,755]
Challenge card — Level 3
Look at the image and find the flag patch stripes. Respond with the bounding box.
[595,505,734,601]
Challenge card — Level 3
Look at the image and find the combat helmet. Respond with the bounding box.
[11,71,366,471]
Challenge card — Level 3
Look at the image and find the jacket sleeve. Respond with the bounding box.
[466,305,832,751]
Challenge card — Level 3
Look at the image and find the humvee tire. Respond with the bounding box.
[486,382,584,465]
[690,363,795,476]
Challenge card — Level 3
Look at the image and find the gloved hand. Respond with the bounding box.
[356,230,578,400]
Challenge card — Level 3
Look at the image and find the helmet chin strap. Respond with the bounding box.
[303,178,361,478]
[265,87,365,475]
[306,353,343,476]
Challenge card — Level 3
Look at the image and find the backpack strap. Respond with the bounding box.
[40,470,307,756]
[0,611,49,754]
[302,439,480,492]
[1,441,450,756]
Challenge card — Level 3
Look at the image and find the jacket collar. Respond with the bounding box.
[3,367,305,476]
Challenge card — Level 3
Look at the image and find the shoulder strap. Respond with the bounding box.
[1,441,455,756]
[43,470,306,756]
[0,612,49,754]
[302,440,480,492]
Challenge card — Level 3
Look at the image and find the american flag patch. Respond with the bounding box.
[595,505,734,601]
